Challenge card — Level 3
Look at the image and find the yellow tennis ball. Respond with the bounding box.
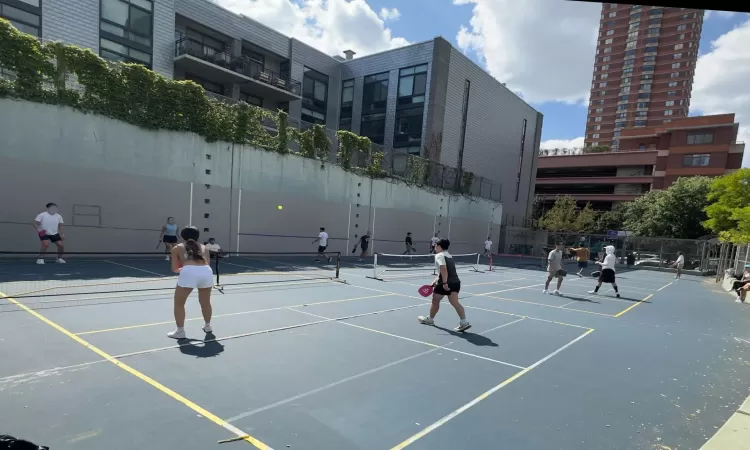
[277,205,283,210]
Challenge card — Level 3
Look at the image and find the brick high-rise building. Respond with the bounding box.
[585,4,704,151]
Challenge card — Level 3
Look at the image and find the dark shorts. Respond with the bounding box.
[318,245,327,253]
[360,244,369,251]
[40,233,62,243]
[599,268,616,284]
[578,261,588,269]
[434,282,461,295]
[163,235,178,244]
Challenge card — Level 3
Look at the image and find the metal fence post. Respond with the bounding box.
[658,241,664,269]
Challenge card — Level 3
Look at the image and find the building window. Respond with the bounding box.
[674,43,683,50]
[185,73,225,96]
[644,46,657,54]
[624,58,634,67]
[643,55,656,63]
[629,21,640,31]
[617,104,627,111]
[600,64,609,71]
[630,12,640,20]
[634,120,647,126]
[593,125,601,130]
[641,74,653,81]
[602,56,611,62]
[623,67,633,75]
[687,133,713,145]
[360,72,389,145]
[100,0,153,67]
[397,64,427,106]
[665,100,674,106]
[616,113,627,119]
[671,62,681,69]
[606,29,615,36]
[667,91,676,97]
[394,64,428,150]
[664,109,673,116]
[646,37,658,44]
[0,0,41,36]
[637,102,649,108]
[626,41,636,50]
[677,24,686,31]
[670,72,679,78]
[239,92,262,106]
[603,38,613,45]
[647,28,659,36]
[638,93,649,99]
[668,81,677,87]
[600,73,608,80]
[592,133,600,139]
[594,116,602,122]
[642,65,654,72]
[683,154,710,167]
[339,79,354,131]
[598,82,607,88]
[615,121,626,128]
[649,8,663,15]
[627,31,638,41]
[302,66,329,124]
[636,111,647,117]
[603,47,612,54]
[648,18,661,25]
[620,86,630,94]
[674,53,682,59]
[639,83,651,91]
[608,11,616,18]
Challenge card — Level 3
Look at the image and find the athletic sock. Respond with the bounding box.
[612,285,619,293]
[460,318,468,325]
[594,286,600,293]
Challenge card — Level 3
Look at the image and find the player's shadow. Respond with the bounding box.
[558,294,601,304]
[177,333,225,358]
[564,293,647,304]
[433,325,499,347]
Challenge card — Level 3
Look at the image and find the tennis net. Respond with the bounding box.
[369,252,484,281]
[0,251,340,299]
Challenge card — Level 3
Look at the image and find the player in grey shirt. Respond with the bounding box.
[544,242,566,295]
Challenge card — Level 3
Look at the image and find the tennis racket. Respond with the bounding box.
[38,230,46,238]
[591,270,602,278]
[418,285,434,297]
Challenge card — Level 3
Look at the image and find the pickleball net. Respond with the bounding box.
[368,252,484,281]
[0,251,340,300]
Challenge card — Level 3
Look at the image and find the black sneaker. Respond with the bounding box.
[616,293,621,298]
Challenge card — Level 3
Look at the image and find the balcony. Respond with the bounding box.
[536,176,653,185]
[174,37,301,102]
[536,193,644,202]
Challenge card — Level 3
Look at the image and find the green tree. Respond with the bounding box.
[704,168,750,243]
[623,176,712,239]
[539,196,597,239]
[593,202,630,234]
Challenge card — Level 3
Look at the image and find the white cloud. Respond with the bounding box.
[454,0,600,104]
[705,10,736,20]
[214,0,408,57]
[379,7,400,21]
[692,18,750,167]
[540,136,584,150]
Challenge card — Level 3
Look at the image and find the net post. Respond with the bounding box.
[335,252,341,279]
[373,253,378,278]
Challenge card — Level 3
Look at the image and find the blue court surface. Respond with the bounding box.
[2,254,750,450]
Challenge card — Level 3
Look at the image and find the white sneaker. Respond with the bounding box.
[202,324,213,333]
[56,258,66,264]
[542,289,549,294]
[417,316,435,325]
[36,258,44,265]
[455,321,472,332]
[553,290,560,296]
[736,298,742,303]
[167,328,186,339]
[588,290,597,295]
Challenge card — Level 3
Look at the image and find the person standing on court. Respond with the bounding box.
[418,238,471,332]
[312,227,331,263]
[672,251,685,279]
[33,202,65,264]
[429,233,439,254]
[589,245,621,298]
[570,242,590,277]
[403,232,415,255]
[167,226,214,339]
[544,242,566,295]
[483,236,493,257]
[158,217,179,260]
[356,231,370,262]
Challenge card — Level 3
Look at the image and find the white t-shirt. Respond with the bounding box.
[205,243,221,252]
[318,232,329,247]
[676,255,685,267]
[602,254,617,271]
[435,251,451,267]
[484,240,492,251]
[547,250,562,271]
[35,212,64,235]
[430,237,439,247]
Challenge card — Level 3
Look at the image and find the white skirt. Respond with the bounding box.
[177,265,214,289]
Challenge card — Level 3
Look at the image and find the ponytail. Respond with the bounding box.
[184,239,205,262]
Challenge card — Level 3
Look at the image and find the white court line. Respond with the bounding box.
[289,308,527,370]
[462,277,528,287]
[390,328,595,449]
[226,317,526,423]
[104,260,167,277]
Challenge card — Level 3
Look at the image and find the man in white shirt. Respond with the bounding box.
[429,234,440,254]
[33,202,66,264]
[544,242,565,295]
[484,237,493,257]
[205,238,224,258]
[312,227,332,263]
[673,251,685,279]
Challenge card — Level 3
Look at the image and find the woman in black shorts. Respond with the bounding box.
[159,217,179,260]
[357,232,370,262]
[589,245,620,298]
[418,238,471,332]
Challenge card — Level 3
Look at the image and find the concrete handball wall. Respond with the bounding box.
[0,99,502,256]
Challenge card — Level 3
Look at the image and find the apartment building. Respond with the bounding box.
[537,114,744,210]
[0,0,543,224]
[585,3,703,151]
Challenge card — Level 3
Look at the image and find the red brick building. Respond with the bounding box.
[585,4,703,151]
[537,114,744,210]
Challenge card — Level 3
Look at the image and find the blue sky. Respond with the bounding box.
[367,1,750,144]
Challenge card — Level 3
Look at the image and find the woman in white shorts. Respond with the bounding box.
[167,226,214,339]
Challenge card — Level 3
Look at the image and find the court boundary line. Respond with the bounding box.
[74,293,393,335]
[613,281,672,317]
[0,291,273,450]
[226,318,525,423]
[104,260,166,277]
[289,308,527,369]
[389,328,595,449]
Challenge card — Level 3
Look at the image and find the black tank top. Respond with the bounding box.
[437,252,460,284]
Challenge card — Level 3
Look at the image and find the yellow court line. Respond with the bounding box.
[390,328,595,449]
[613,281,672,318]
[75,293,392,335]
[0,292,273,450]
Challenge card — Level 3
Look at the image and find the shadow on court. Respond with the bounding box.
[432,325,499,347]
[177,333,225,358]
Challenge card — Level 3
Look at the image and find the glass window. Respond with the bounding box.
[5,18,38,36]
[687,133,713,145]
[683,154,710,166]
[2,4,39,25]
[360,113,386,145]
[341,79,354,104]
[102,0,129,26]
[129,7,152,37]
[394,106,424,147]
[100,38,151,65]
[313,81,326,102]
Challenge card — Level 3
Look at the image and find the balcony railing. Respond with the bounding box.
[175,37,301,96]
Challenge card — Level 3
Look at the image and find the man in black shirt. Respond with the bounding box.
[418,238,471,332]
[403,232,415,255]
[357,232,370,262]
